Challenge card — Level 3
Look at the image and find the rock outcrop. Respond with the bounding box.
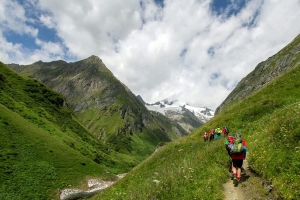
[215,34,300,114]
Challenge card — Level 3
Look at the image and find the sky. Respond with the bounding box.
[1,0,300,110]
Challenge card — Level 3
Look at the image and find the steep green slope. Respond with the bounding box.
[216,33,300,113]
[8,56,180,163]
[92,48,300,199]
[149,111,188,140]
[0,63,133,199]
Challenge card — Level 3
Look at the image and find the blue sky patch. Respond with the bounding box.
[210,0,247,17]
[4,31,39,50]
[154,0,164,8]
[4,24,61,51]
[3,0,61,52]
[37,26,59,43]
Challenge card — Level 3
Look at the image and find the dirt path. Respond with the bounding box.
[223,159,250,200]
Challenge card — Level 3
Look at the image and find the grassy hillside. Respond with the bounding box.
[149,111,188,140]
[92,62,300,199]
[8,56,180,164]
[216,33,300,113]
[0,62,136,199]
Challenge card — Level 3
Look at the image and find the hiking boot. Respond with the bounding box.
[233,177,238,185]
[230,172,234,180]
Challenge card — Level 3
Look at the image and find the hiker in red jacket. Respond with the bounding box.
[225,135,234,157]
[225,135,235,179]
[222,126,229,137]
[203,131,208,142]
[209,129,214,141]
[229,133,247,185]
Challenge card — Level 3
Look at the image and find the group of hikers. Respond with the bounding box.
[203,127,247,186]
[203,126,229,142]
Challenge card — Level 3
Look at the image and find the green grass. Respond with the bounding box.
[93,138,228,200]
[93,64,300,199]
[7,58,182,175]
[0,63,133,199]
[1,61,177,199]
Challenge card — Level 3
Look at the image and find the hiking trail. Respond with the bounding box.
[223,156,276,200]
[223,158,249,200]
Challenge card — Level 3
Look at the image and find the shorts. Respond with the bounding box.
[232,159,243,168]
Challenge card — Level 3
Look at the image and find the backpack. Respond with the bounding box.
[225,126,229,133]
[230,137,244,154]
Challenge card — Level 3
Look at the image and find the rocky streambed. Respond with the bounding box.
[60,174,126,200]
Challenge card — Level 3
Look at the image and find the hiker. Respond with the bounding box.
[225,135,235,179]
[203,131,208,142]
[229,133,247,185]
[222,126,229,137]
[225,135,234,157]
[209,129,214,141]
[214,127,221,139]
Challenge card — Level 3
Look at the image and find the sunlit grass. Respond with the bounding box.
[0,63,130,199]
[94,64,300,199]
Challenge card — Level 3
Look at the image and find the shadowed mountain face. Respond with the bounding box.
[216,34,300,114]
[8,56,186,159]
[10,56,120,112]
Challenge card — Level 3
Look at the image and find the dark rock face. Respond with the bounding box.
[136,95,146,105]
[216,34,300,114]
[9,56,122,112]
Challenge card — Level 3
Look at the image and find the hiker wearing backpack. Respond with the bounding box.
[225,135,235,179]
[229,133,247,185]
[214,127,221,139]
[225,135,234,157]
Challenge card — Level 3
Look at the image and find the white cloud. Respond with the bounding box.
[36,0,144,58]
[0,0,38,36]
[0,32,24,63]
[0,0,300,110]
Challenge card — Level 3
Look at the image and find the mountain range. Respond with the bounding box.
[2,55,204,199]
[137,96,214,132]
[92,33,300,199]
[144,99,214,122]
[7,56,198,161]
[2,30,299,199]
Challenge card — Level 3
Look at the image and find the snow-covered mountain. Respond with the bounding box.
[136,95,214,127]
[145,99,214,123]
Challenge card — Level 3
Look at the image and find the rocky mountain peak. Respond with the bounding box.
[73,55,111,74]
[141,97,214,132]
[85,55,103,63]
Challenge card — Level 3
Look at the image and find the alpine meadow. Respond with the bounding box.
[1,32,300,200]
[91,34,300,199]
